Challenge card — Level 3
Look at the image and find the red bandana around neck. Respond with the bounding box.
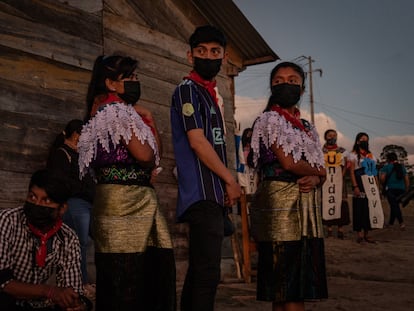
[28,219,63,267]
[185,71,218,104]
[102,93,122,104]
[271,105,308,132]
[324,144,338,150]
[91,93,123,116]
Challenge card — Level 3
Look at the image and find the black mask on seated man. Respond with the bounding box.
[23,201,60,230]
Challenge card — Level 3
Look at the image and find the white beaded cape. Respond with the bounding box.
[250,110,325,169]
[78,102,159,178]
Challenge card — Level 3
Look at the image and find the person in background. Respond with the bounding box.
[47,119,96,298]
[0,169,92,311]
[78,54,176,311]
[170,25,241,311]
[249,61,327,311]
[321,129,350,239]
[349,132,377,243]
[380,152,409,230]
[237,127,259,195]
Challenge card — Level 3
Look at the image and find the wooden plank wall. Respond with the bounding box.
[0,0,103,208]
[0,0,239,261]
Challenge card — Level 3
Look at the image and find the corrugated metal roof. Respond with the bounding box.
[191,0,279,67]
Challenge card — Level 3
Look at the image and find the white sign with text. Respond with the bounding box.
[322,166,343,220]
[361,175,384,229]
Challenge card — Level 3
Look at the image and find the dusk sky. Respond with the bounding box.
[233,0,414,164]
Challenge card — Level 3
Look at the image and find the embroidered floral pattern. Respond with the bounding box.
[96,165,152,185]
[78,102,159,178]
[251,111,324,169]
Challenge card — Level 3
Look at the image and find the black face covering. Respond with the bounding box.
[270,83,301,108]
[193,57,222,80]
[119,81,141,105]
[359,141,369,150]
[327,138,337,145]
[23,201,59,230]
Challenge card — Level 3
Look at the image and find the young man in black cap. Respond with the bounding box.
[0,169,92,310]
[170,25,241,311]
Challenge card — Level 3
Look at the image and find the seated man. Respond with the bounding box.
[0,169,92,310]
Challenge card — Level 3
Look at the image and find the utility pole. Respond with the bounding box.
[308,56,315,124]
[306,56,322,124]
[296,56,322,124]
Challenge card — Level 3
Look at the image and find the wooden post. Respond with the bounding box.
[229,212,242,280]
[240,188,252,283]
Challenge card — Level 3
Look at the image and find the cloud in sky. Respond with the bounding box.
[234,95,414,165]
[234,95,266,134]
[233,0,414,157]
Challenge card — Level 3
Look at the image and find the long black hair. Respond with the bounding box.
[86,55,138,118]
[241,127,253,148]
[50,119,83,150]
[47,119,83,166]
[352,132,370,162]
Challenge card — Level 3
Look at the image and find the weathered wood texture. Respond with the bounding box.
[0,0,244,260]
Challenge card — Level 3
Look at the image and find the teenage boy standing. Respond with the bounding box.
[170,25,241,311]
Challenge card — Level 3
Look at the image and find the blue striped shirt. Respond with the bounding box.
[171,79,227,220]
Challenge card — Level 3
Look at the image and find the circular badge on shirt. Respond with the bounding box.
[182,103,194,117]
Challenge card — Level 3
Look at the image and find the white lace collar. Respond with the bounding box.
[78,102,159,177]
[250,110,324,168]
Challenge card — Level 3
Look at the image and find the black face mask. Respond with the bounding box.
[193,57,222,80]
[119,81,141,105]
[270,83,301,108]
[326,138,337,145]
[359,141,369,150]
[23,201,59,230]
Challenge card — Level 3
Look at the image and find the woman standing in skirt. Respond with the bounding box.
[321,129,350,239]
[349,132,377,244]
[249,62,328,311]
[78,55,176,311]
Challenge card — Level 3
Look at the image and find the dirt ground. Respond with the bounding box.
[212,199,414,311]
[87,199,414,310]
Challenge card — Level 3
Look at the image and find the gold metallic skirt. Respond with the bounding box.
[251,180,324,242]
[92,184,173,253]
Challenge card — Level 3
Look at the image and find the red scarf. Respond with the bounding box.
[271,106,308,132]
[28,219,62,267]
[185,71,218,104]
[357,149,374,162]
[324,144,338,150]
[91,93,121,116]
